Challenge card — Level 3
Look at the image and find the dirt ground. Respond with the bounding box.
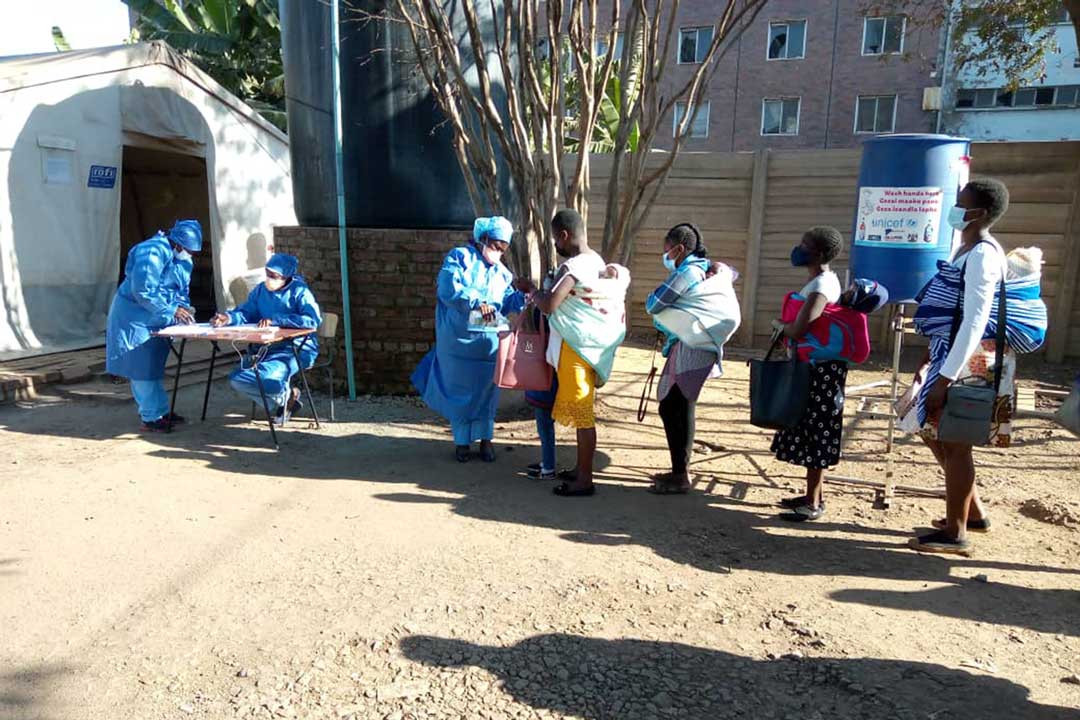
[1,345,1078,720]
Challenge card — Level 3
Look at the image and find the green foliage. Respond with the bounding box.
[952,0,1078,87]
[123,0,286,130]
[540,43,642,155]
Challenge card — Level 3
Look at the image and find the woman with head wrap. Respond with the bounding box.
[211,253,322,424]
[412,216,535,463]
[106,219,203,432]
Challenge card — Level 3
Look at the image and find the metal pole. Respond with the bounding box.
[331,0,358,401]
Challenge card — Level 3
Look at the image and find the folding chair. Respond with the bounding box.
[309,312,340,421]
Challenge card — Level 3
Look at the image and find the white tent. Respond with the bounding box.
[0,41,295,359]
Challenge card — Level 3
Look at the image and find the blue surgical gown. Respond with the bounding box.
[225,277,322,407]
[105,233,190,381]
[411,245,526,442]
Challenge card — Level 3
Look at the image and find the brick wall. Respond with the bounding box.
[273,226,465,394]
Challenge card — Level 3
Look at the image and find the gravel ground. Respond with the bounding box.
[1,345,1078,720]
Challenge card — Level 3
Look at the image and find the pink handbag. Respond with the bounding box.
[494,309,553,391]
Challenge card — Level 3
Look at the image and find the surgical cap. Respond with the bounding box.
[168,219,203,252]
[266,253,300,278]
[472,216,513,245]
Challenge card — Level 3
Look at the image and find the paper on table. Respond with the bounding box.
[157,323,277,337]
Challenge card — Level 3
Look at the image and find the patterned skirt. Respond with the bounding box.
[770,360,848,470]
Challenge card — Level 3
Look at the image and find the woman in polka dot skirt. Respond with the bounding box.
[770,227,847,522]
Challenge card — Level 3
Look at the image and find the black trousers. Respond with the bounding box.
[658,385,696,474]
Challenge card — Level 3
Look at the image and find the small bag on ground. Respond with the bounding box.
[1056,374,1080,438]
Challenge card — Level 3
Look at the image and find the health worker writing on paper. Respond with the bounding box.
[105,220,203,432]
[211,253,322,426]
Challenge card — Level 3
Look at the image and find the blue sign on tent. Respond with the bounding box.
[88,165,117,189]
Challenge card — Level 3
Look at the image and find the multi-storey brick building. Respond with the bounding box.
[602,0,944,151]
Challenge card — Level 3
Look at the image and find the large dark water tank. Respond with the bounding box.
[280,0,506,228]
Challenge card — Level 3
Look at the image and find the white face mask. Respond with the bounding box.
[947,205,973,232]
[481,243,504,265]
[174,248,192,262]
[265,273,287,292]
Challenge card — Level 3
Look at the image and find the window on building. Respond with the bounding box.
[674,101,711,138]
[956,85,1080,109]
[956,88,997,108]
[855,95,897,133]
[595,32,625,60]
[863,16,905,55]
[761,98,800,135]
[679,26,714,64]
[1056,86,1080,105]
[768,20,806,60]
[1013,87,1057,106]
[1054,7,1072,24]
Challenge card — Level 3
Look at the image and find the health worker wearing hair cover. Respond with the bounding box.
[105,219,203,432]
[211,253,322,425]
[411,216,535,463]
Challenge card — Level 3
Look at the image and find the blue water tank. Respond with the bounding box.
[849,134,971,302]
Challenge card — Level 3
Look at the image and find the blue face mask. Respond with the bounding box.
[947,205,972,232]
[790,245,813,267]
[662,246,682,272]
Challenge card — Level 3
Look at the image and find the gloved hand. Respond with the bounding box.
[173,307,194,325]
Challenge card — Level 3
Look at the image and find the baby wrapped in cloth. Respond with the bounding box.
[897,246,1048,439]
[547,263,631,428]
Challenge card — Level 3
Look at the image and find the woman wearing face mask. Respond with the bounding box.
[644,223,733,494]
[906,178,1012,555]
[770,226,845,521]
[412,216,535,463]
[211,253,322,425]
[105,219,203,432]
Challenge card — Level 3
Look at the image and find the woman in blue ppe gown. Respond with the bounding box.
[411,216,535,463]
[211,253,322,424]
[105,219,203,432]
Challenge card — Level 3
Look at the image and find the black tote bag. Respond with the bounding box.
[748,333,811,430]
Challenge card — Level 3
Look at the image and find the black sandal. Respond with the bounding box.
[553,482,595,497]
[648,475,690,495]
[932,517,991,533]
[779,503,825,522]
[909,530,971,555]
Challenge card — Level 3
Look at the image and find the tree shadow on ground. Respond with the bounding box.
[399,634,1079,720]
[2,387,1077,636]
[0,663,74,720]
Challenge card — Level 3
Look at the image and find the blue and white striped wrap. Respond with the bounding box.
[912,259,1048,354]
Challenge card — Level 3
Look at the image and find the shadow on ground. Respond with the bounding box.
[0,663,74,720]
[400,633,1079,720]
[2,382,1078,636]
